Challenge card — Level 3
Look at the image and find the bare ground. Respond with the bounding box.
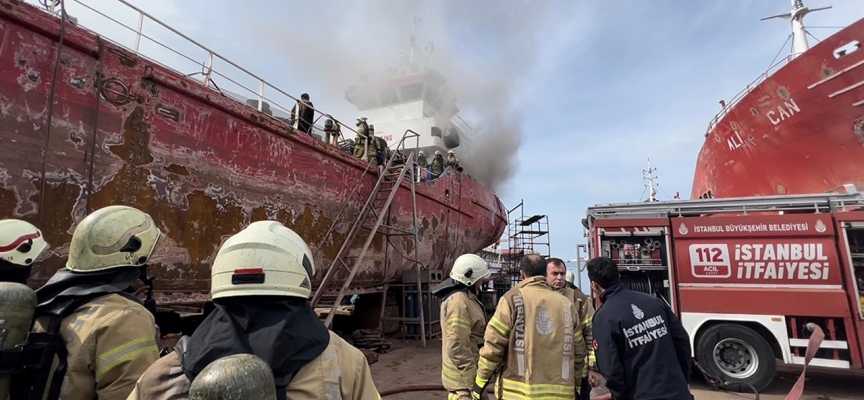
[370,338,864,400]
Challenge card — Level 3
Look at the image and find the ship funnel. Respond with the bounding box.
[761,0,832,56]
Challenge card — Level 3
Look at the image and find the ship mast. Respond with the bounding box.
[643,158,659,203]
[761,0,832,57]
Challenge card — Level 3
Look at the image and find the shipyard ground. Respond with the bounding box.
[370,338,864,399]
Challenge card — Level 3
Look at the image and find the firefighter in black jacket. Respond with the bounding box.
[587,257,693,400]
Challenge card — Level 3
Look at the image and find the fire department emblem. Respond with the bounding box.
[631,304,644,320]
[535,305,555,335]
[815,219,826,233]
[678,223,689,236]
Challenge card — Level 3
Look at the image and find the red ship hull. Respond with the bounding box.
[692,17,864,200]
[0,1,507,303]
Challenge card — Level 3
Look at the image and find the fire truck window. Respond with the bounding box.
[846,228,864,319]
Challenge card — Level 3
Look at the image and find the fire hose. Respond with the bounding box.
[694,322,825,400]
[379,384,493,397]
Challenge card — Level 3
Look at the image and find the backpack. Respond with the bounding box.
[0,298,91,400]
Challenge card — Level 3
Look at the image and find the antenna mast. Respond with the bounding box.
[410,16,418,68]
[761,0,832,57]
[643,158,659,202]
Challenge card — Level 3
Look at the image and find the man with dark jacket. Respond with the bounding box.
[291,93,315,135]
[587,256,693,400]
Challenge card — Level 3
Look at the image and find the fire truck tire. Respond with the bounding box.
[695,323,776,392]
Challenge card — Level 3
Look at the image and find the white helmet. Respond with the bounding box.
[450,254,491,286]
[566,271,575,285]
[435,150,442,156]
[448,150,454,154]
[0,219,48,266]
[67,205,161,272]
[418,150,425,156]
[211,220,314,300]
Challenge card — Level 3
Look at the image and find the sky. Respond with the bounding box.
[36,0,864,287]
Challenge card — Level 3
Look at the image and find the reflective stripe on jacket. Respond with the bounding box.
[561,285,596,376]
[440,290,486,391]
[34,293,159,400]
[126,331,381,400]
[475,276,586,399]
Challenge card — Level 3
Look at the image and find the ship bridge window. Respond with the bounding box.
[378,87,399,106]
[425,86,440,107]
[350,92,378,110]
[834,40,861,59]
[400,82,424,101]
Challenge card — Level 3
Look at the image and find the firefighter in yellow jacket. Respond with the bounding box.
[26,205,162,400]
[432,254,491,400]
[548,258,597,400]
[472,254,586,400]
[126,220,381,400]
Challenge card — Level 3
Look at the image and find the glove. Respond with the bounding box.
[471,381,485,399]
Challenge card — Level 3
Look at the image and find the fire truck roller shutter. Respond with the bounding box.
[695,323,777,392]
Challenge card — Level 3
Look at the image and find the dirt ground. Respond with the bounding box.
[370,338,864,400]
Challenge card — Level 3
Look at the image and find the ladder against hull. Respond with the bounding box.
[310,130,429,345]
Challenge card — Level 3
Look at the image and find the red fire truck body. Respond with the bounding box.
[583,192,864,390]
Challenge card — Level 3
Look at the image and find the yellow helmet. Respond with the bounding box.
[66,206,161,272]
[450,254,490,286]
[0,219,48,266]
[211,220,314,300]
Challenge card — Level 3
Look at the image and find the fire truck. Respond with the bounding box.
[582,191,864,391]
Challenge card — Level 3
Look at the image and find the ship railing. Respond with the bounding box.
[310,129,421,262]
[705,54,797,137]
[42,0,366,141]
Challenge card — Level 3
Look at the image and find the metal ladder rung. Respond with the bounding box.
[312,145,419,329]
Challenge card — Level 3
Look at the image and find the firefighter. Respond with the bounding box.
[446,150,459,170]
[367,124,379,168]
[0,219,48,285]
[432,254,491,400]
[127,220,381,400]
[323,118,341,146]
[417,150,429,169]
[353,117,369,159]
[22,205,161,400]
[587,256,693,400]
[547,258,596,400]
[431,150,445,178]
[472,254,584,399]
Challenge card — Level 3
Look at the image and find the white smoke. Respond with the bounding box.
[244,1,581,194]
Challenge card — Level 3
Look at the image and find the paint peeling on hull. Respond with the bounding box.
[0,1,507,302]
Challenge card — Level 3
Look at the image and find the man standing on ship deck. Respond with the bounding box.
[471,254,585,399]
[291,93,315,135]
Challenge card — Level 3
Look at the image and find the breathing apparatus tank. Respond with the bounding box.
[0,282,37,399]
[188,353,277,400]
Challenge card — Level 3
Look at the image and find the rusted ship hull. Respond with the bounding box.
[692,17,864,199]
[0,1,507,304]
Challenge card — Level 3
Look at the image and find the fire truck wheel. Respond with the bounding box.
[696,323,776,392]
